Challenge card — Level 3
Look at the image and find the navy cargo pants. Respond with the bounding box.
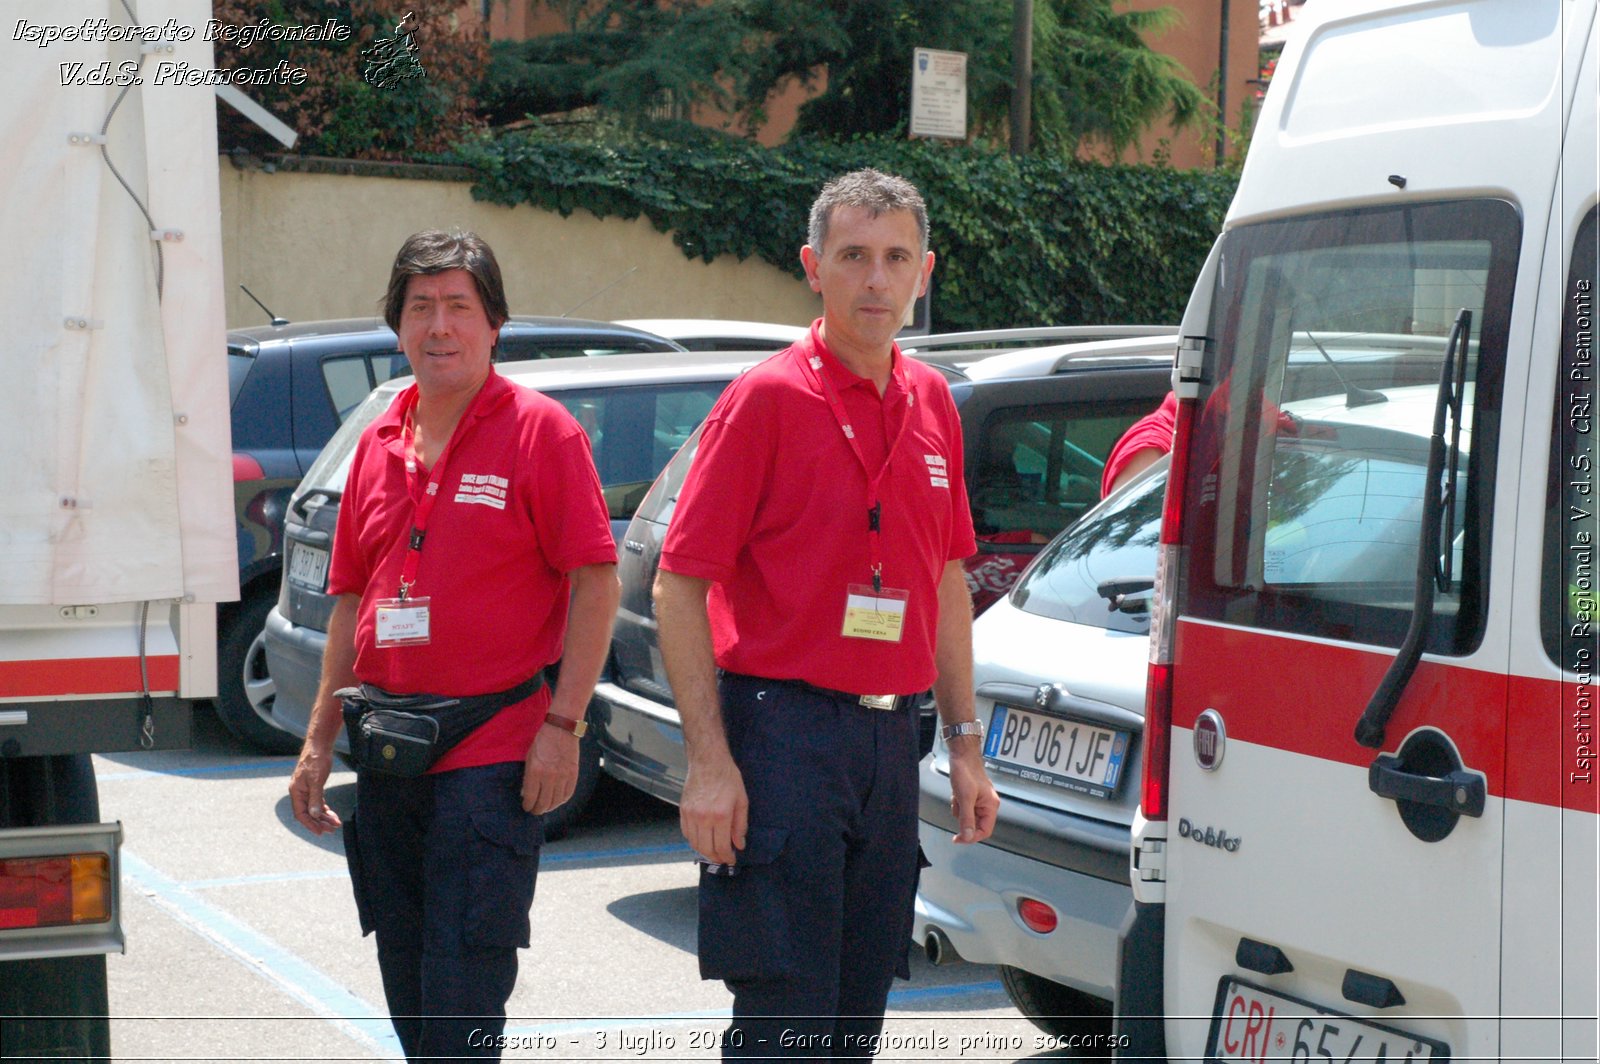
[700,673,925,1060]
[344,761,542,1062]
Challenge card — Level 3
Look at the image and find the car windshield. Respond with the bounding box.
[1009,463,1165,635]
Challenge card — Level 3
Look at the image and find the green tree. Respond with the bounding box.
[213,0,487,159]
[480,0,1206,157]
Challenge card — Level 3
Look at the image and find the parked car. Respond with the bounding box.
[593,334,1175,810]
[222,317,682,752]
[614,318,807,352]
[914,456,1165,1044]
[259,349,765,836]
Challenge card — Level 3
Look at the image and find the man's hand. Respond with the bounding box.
[522,722,579,815]
[946,743,999,844]
[289,743,342,836]
[680,751,748,866]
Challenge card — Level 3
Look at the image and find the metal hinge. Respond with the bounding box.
[1174,337,1206,399]
[1133,834,1167,883]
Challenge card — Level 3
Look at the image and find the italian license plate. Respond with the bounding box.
[287,544,329,590]
[981,703,1128,797]
[1207,978,1450,1064]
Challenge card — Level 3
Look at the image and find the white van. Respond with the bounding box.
[1118,2,1599,1062]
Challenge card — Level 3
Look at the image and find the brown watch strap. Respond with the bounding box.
[543,712,589,739]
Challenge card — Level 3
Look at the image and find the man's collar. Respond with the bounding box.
[805,320,906,395]
[375,369,511,442]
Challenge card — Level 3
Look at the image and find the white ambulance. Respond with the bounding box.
[1118,1,1599,1062]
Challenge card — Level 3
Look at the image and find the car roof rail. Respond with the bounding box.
[899,324,1176,354]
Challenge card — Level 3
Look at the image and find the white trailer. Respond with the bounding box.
[0,1,235,1053]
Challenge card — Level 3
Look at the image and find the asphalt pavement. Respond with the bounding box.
[92,710,1080,1062]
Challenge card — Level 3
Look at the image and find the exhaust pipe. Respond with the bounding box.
[924,927,962,966]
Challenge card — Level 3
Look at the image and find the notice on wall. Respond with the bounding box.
[910,48,967,140]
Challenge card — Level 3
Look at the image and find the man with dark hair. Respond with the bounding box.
[288,229,620,1060]
[655,170,999,1058]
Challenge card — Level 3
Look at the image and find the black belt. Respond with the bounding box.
[725,673,914,712]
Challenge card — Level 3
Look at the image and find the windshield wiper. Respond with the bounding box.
[1353,308,1472,749]
[1303,330,1389,408]
[1097,577,1154,614]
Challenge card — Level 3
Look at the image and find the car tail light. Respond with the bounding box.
[0,853,112,930]
[1139,393,1198,824]
[1017,898,1058,934]
[233,452,265,482]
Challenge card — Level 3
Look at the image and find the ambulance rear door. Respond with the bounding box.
[1499,11,1599,1060]
[1154,3,1584,1060]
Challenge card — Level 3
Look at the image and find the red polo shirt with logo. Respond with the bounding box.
[660,322,976,695]
[328,370,617,771]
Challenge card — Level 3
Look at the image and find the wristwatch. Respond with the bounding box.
[940,719,985,742]
[543,711,589,739]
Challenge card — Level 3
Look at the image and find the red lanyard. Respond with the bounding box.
[395,391,472,600]
[794,346,916,592]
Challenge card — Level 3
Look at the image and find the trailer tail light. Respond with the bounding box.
[1017,898,1058,935]
[0,853,112,930]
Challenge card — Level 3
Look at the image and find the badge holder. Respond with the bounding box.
[841,584,908,643]
[374,596,432,647]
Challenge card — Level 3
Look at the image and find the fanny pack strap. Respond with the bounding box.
[358,670,545,718]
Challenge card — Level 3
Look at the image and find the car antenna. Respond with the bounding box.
[240,284,289,326]
[560,267,638,318]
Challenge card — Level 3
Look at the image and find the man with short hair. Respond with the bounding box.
[288,229,620,1060]
[655,170,999,1058]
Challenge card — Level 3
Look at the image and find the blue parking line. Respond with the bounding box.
[121,850,402,1060]
[96,758,298,781]
[888,979,1005,1003]
[185,868,350,890]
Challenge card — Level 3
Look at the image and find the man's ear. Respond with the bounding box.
[800,244,823,293]
[918,250,936,298]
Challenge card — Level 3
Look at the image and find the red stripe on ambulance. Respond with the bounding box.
[1172,620,1595,813]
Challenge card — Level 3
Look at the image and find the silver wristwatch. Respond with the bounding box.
[940,719,985,742]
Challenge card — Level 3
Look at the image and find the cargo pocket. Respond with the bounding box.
[341,816,376,938]
[464,805,544,950]
[895,846,934,979]
[696,826,791,982]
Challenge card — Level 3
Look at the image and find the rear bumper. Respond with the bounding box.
[261,607,339,751]
[591,681,686,804]
[914,818,1131,1002]
[914,755,1133,1002]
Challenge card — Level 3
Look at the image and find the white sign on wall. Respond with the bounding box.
[910,48,967,140]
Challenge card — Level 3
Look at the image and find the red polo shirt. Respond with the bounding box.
[661,322,976,695]
[329,370,617,771]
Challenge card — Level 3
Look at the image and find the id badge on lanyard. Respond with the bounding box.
[374,596,432,647]
[799,350,915,644]
[373,400,464,648]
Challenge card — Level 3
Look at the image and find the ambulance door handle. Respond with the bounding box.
[1368,755,1484,817]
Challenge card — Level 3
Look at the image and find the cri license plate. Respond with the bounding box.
[982,703,1128,798]
[287,544,329,590]
[1207,978,1450,1064]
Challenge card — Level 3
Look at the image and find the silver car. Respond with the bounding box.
[914,457,1166,1041]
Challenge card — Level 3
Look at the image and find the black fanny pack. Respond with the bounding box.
[338,672,545,777]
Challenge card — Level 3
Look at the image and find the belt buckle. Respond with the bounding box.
[858,693,896,711]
